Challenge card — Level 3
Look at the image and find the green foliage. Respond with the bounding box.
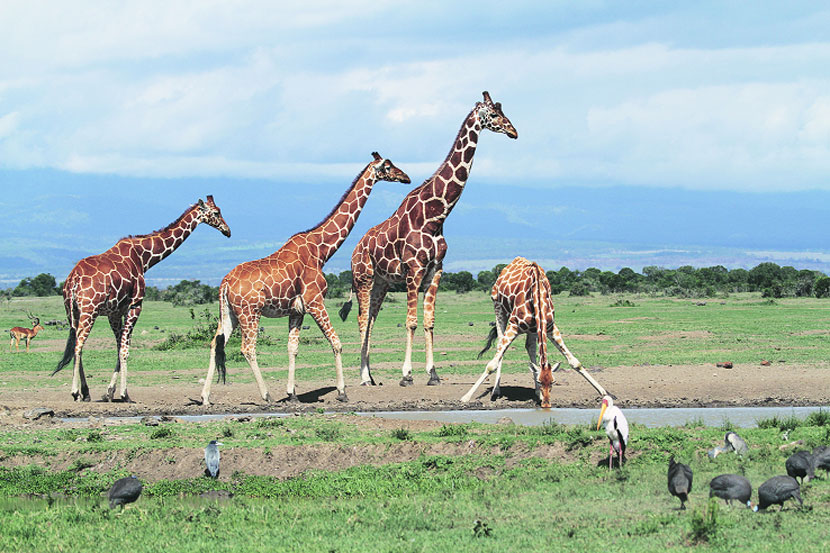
[756,414,801,431]
[435,424,469,438]
[12,273,60,297]
[688,498,721,543]
[150,427,174,439]
[391,428,412,441]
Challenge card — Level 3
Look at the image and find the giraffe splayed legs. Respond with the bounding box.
[461,257,610,406]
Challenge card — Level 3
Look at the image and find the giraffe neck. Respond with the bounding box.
[304,168,378,264]
[130,208,201,272]
[415,109,481,226]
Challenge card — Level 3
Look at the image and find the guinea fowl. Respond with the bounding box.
[108,476,143,509]
[709,474,752,506]
[667,457,693,509]
[755,475,803,511]
[785,450,814,484]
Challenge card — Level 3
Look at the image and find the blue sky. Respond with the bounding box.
[2,1,830,287]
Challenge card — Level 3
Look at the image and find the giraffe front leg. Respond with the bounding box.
[399,273,423,387]
[116,305,142,403]
[422,268,443,386]
[307,300,347,402]
[549,323,608,398]
[461,323,519,402]
[286,314,302,402]
[105,314,123,402]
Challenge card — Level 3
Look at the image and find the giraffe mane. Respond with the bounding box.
[411,106,477,195]
[289,161,374,239]
[118,202,198,242]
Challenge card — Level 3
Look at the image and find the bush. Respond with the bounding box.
[569,282,591,297]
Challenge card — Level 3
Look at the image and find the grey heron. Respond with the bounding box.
[205,440,223,478]
[708,431,748,458]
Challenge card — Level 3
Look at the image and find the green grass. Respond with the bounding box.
[3,292,830,394]
[1,415,830,552]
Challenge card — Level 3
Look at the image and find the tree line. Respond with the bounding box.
[7,261,830,303]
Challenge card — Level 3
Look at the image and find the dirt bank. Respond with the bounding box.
[1,361,828,420]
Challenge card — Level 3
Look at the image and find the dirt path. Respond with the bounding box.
[1,362,828,420]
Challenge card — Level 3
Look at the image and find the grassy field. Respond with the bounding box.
[3,291,830,551]
[1,413,830,552]
[2,291,830,391]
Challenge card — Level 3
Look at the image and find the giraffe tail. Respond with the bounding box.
[215,334,227,384]
[338,289,354,321]
[477,326,499,359]
[52,294,79,376]
[52,327,76,376]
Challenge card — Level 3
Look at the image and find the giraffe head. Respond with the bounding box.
[196,195,232,237]
[370,152,411,184]
[475,91,518,139]
[538,361,555,408]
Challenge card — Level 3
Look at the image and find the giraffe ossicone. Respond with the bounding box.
[342,91,517,388]
[198,153,412,406]
[460,257,610,406]
[53,196,231,402]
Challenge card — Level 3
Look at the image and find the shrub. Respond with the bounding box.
[391,428,412,441]
[688,499,720,543]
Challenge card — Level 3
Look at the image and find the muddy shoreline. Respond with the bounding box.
[1,362,828,421]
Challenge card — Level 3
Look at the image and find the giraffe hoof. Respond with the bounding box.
[82,395,91,403]
[287,393,299,403]
[119,393,133,404]
[336,391,348,403]
[490,387,501,401]
[427,369,441,386]
[399,376,414,387]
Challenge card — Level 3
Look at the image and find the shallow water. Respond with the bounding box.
[359,406,829,428]
[63,405,828,428]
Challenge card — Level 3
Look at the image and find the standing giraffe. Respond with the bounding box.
[198,153,411,406]
[9,312,44,352]
[53,197,231,402]
[461,257,609,406]
[340,91,517,387]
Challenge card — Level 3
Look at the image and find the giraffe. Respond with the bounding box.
[460,257,610,406]
[9,312,44,352]
[198,153,411,406]
[53,196,231,402]
[339,91,517,387]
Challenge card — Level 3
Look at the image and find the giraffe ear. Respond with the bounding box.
[494,102,502,111]
[372,152,381,161]
[197,199,205,208]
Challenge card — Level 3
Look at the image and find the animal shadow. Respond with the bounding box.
[279,386,337,403]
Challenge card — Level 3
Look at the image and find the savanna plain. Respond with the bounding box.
[1,292,830,551]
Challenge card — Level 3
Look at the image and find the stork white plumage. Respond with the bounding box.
[597,395,628,470]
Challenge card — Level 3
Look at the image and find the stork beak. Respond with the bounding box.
[597,404,608,430]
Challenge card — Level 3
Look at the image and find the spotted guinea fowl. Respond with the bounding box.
[667,456,693,510]
[108,476,143,509]
[755,475,802,511]
[785,450,814,484]
[709,474,752,507]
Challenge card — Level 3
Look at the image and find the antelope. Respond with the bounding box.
[9,312,44,353]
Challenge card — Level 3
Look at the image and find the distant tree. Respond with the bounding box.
[814,277,830,298]
[569,281,591,297]
[477,269,497,291]
[161,280,218,306]
[443,271,475,293]
[748,262,783,291]
[145,286,163,301]
[13,273,60,296]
